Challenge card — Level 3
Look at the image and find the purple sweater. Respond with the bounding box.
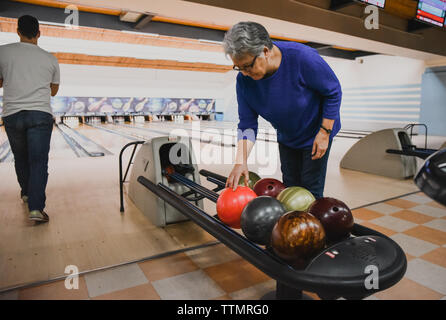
[236,41,342,149]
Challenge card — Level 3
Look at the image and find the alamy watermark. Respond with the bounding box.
[364,265,379,290]
[64,265,79,290]
[64,5,79,29]
[166,122,279,176]
[364,5,380,30]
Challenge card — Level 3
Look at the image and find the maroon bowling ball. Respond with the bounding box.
[253,178,286,198]
[307,197,354,241]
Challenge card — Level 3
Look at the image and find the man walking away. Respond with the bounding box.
[0,15,60,223]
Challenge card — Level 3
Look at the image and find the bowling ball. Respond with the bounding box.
[253,178,286,198]
[238,171,261,189]
[271,211,326,265]
[307,197,354,241]
[240,196,286,245]
[277,186,316,212]
[163,165,175,182]
[217,186,257,229]
[112,98,123,109]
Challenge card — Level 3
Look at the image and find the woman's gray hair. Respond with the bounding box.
[222,21,273,59]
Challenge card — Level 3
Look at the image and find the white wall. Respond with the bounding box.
[0,64,232,115]
[56,64,228,99]
[328,54,425,87]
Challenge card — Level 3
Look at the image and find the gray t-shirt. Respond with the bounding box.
[0,42,60,117]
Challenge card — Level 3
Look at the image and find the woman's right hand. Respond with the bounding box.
[226,163,249,190]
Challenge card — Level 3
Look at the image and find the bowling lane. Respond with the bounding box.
[0,126,9,144]
[95,123,167,141]
[49,125,80,160]
[145,120,274,142]
[66,123,136,154]
[0,124,78,161]
[121,121,237,146]
[0,126,13,162]
[185,120,367,140]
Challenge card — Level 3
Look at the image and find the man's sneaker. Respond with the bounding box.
[29,210,49,223]
[21,195,28,203]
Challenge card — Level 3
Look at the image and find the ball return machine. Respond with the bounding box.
[123,136,407,300]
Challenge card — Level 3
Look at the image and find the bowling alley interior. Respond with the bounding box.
[0,0,446,301]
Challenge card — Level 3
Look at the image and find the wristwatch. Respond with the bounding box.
[320,124,332,135]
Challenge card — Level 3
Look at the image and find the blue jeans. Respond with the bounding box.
[3,111,53,211]
[278,139,333,199]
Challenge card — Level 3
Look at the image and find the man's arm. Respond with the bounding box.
[50,83,59,96]
[51,55,60,97]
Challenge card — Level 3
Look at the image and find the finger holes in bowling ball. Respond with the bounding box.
[268,185,274,190]
[307,197,354,242]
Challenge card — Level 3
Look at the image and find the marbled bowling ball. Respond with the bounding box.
[271,211,326,265]
[277,186,316,212]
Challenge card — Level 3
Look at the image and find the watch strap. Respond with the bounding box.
[320,124,332,134]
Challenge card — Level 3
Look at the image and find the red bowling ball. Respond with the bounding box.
[307,197,354,241]
[253,178,286,198]
[216,186,257,229]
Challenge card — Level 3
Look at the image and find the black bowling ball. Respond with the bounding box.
[241,196,286,245]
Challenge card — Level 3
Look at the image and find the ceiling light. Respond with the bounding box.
[198,39,222,45]
[121,30,159,37]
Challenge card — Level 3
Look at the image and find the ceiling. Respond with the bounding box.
[1,0,445,67]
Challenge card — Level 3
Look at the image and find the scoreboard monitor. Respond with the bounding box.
[416,0,446,27]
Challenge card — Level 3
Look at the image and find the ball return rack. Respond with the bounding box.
[137,167,407,300]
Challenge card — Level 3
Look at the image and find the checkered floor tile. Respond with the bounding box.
[1,192,445,300]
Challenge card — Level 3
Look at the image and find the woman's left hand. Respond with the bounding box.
[311,130,330,160]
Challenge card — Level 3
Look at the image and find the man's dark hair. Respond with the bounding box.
[18,15,39,39]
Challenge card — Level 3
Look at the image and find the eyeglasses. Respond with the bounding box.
[233,55,259,72]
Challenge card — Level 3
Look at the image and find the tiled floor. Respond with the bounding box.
[1,192,445,300]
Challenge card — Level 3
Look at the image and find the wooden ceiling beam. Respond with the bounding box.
[384,0,418,20]
[11,0,122,15]
[0,17,224,53]
[52,52,233,73]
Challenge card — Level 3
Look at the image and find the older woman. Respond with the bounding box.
[223,21,342,199]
